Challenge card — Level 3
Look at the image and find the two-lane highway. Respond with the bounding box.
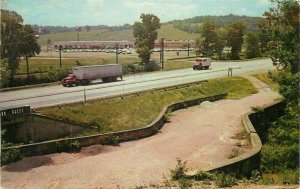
[0,59,275,109]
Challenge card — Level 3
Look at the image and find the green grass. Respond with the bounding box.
[38,29,134,47]
[39,77,257,135]
[164,60,194,70]
[17,56,140,74]
[252,71,279,91]
[157,24,196,40]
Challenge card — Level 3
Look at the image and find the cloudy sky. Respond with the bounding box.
[3,0,273,26]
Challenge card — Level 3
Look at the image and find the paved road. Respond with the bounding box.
[0,59,274,109]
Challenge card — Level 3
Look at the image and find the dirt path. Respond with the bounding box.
[1,76,281,189]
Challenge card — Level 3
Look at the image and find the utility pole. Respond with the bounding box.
[59,45,62,68]
[115,43,119,64]
[160,38,165,69]
[26,55,29,79]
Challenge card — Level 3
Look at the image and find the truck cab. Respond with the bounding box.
[193,57,211,70]
[61,74,78,87]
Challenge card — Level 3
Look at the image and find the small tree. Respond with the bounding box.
[245,32,261,59]
[226,21,246,60]
[133,13,161,65]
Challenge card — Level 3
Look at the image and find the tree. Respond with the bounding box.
[1,10,40,84]
[46,38,51,51]
[85,25,90,32]
[259,0,299,172]
[226,21,246,59]
[197,18,218,57]
[1,9,23,84]
[244,32,261,59]
[214,28,226,59]
[133,13,161,65]
[260,0,299,75]
[20,24,41,79]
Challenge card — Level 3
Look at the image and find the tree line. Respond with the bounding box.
[32,23,133,35]
[170,14,262,33]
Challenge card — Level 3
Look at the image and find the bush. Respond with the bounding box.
[107,135,120,145]
[215,172,238,187]
[194,170,214,181]
[177,178,192,189]
[250,170,261,183]
[170,158,188,180]
[123,63,144,74]
[144,61,161,72]
[66,140,81,153]
[1,148,23,165]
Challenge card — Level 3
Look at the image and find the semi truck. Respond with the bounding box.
[193,57,211,70]
[61,64,123,87]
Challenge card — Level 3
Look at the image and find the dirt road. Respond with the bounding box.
[1,76,281,189]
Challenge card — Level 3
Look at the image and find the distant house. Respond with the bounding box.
[53,40,133,49]
[53,40,197,50]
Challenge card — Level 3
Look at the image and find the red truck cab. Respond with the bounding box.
[61,74,78,87]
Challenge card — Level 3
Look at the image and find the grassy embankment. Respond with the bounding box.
[252,71,279,91]
[251,71,299,185]
[39,77,258,135]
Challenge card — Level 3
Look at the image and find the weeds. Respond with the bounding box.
[215,172,238,187]
[170,158,188,180]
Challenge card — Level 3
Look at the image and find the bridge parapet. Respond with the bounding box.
[0,106,31,117]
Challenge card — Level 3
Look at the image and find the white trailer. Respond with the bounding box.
[62,64,123,86]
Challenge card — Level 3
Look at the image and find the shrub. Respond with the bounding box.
[163,109,172,122]
[250,170,261,183]
[66,140,81,152]
[170,158,188,180]
[215,172,238,188]
[144,60,161,72]
[194,170,214,181]
[1,148,23,165]
[177,178,192,189]
[107,135,120,145]
[123,63,144,74]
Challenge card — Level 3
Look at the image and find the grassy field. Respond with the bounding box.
[18,51,196,74]
[38,24,195,48]
[39,77,258,135]
[157,24,196,40]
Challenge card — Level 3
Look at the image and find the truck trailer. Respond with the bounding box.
[61,64,123,86]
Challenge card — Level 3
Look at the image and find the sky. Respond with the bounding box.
[2,0,273,26]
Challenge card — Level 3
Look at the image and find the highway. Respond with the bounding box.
[0,58,274,109]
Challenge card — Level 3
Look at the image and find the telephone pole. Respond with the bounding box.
[115,43,119,64]
[59,45,62,68]
[160,38,165,69]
